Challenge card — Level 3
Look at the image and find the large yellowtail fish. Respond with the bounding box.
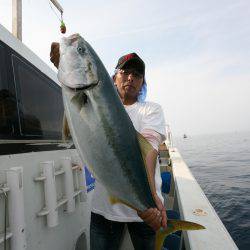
[58,33,205,250]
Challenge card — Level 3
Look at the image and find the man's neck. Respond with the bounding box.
[120,96,137,105]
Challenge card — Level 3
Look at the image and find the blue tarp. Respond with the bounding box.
[84,166,95,192]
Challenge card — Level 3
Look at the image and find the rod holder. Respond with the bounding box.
[78,166,87,202]
[61,157,75,213]
[41,161,58,227]
[6,167,27,250]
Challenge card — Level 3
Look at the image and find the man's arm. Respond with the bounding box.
[137,147,167,231]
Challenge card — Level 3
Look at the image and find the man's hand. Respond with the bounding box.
[50,42,60,68]
[137,194,167,231]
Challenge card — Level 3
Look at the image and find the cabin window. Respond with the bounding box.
[12,55,64,139]
[0,43,17,136]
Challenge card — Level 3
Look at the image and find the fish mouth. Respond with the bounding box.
[78,80,99,90]
[64,80,99,91]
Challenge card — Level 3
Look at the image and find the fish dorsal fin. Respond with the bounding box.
[62,113,71,141]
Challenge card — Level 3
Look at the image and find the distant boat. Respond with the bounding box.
[183,134,188,139]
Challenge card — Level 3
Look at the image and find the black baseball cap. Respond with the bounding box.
[115,53,145,76]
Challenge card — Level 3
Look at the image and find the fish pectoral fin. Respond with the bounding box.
[109,196,138,211]
[62,113,71,141]
[71,91,88,111]
[154,219,205,250]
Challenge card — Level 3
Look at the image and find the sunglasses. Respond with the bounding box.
[118,69,143,80]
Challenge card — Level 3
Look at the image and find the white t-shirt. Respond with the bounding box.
[91,101,166,222]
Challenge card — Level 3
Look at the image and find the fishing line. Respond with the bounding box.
[46,0,66,33]
[47,0,61,21]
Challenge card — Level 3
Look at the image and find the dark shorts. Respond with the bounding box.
[90,212,155,250]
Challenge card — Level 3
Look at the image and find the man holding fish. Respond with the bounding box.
[50,34,204,250]
[51,42,166,249]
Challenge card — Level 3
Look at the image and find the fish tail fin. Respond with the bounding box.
[154,219,205,250]
[155,228,173,250]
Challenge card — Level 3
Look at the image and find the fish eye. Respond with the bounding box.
[77,46,85,54]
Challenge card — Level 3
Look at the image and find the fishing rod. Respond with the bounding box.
[48,0,66,34]
[11,0,66,41]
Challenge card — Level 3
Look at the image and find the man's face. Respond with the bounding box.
[114,66,144,102]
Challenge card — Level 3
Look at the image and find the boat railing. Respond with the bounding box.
[165,124,173,148]
[169,147,238,250]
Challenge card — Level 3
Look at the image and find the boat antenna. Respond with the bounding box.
[48,0,66,34]
[12,0,22,40]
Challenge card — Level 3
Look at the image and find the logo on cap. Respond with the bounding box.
[115,52,145,76]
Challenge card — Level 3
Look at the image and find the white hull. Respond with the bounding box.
[0,148,92,250]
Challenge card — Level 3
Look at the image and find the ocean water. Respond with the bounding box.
[174,131,250,250]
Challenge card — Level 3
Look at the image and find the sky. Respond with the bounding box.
[1,0,250,136]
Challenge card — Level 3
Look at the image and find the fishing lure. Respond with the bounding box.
[60,20,66,34]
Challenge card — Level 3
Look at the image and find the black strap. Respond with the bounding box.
[0,188,8,250]
[4,191,7,250]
